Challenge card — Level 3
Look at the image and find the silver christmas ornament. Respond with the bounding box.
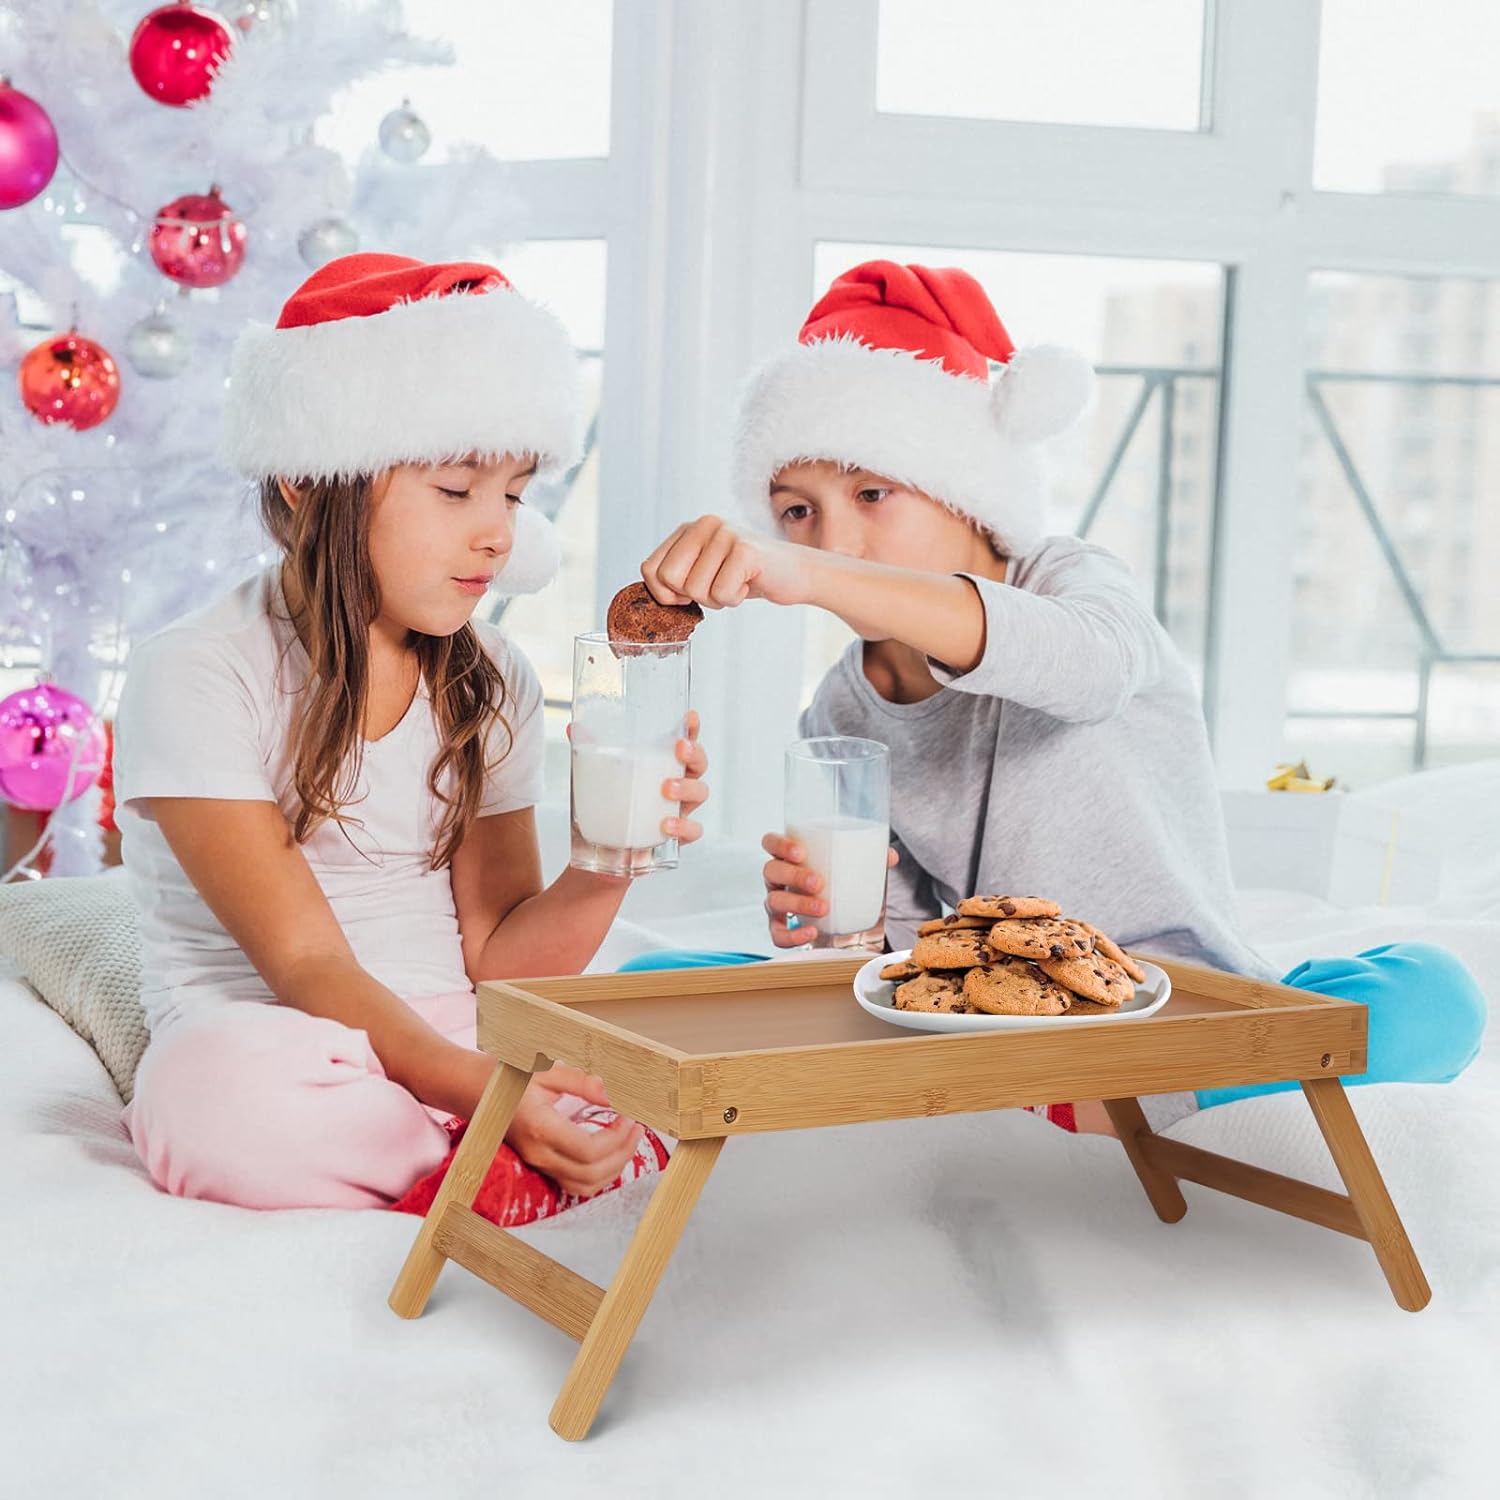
[379,100,431,163]
[234,0,294,38]
[125,305,191,379]
[297,215,359,269]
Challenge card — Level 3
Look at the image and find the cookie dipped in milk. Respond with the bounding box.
[569,587,703,877]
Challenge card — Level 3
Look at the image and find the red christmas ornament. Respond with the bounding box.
[0,79,60,210]
[149,186,247,288]
[18,332,121,430]
[128,4,234,108]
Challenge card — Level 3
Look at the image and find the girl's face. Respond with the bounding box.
[769,460,996,575]
[366,453,536,638]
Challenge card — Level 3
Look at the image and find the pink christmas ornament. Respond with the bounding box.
[0,684,108,812]
[149,186,248,288]
[0,79,59,210]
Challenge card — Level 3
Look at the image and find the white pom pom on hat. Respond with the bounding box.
[990,343,1096,443]
[492,504,563,597]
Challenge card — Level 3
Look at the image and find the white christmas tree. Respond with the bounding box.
[0,0,532,873]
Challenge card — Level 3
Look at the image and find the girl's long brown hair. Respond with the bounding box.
[259,475,513,869]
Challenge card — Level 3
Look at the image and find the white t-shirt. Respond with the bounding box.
[114,566,546,1033]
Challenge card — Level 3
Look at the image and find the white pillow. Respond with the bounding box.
[0,870,146,1103]
[1350,759,1500,912]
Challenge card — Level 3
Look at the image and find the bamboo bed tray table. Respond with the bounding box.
[389,954,1430,1441]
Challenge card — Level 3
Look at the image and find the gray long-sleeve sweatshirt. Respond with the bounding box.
[799,534,1278,982]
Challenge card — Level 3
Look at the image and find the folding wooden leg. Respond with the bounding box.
[1302,1077,1431,1312]
[1107,1080,1430,1314]
[549,1135,725,1441]
[1104,1097,1188,1223]
[388,1060,540,1319]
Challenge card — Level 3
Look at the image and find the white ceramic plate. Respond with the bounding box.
[853,949,1172,1034]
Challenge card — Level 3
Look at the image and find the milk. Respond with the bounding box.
[787,815,888,935]
[572,743,676,850]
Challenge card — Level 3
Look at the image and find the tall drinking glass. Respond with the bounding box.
[784,736,890,949]
[570,633,690,876]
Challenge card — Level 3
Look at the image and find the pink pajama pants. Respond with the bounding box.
[123,990,659,1213]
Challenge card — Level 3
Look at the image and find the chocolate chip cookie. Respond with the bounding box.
[962,955,1072,1016]
[1037,951,1135,1007]
[915,913,993,938]
[606,582,703,644]
[956,894,1063,921]
[986,916,1095,963]
[880,957,922,982]
[911,928,992,971]
[1060,998,1116,1017]
[894,973,972,1013]
[1078,922,1146,984]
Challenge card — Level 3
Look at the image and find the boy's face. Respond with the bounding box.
[367,452,537,638]
[769,460,992,576]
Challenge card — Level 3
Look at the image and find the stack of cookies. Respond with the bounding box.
[879,895,1146,1018]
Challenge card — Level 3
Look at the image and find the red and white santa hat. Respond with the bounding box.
[731,260,1095,555]
[222,253,583,594]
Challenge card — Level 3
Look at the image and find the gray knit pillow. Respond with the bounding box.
[0,870,147,1103]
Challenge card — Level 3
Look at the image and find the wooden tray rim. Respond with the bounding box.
[477,953,1362,1067]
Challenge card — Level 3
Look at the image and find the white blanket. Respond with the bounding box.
[3,784,1497,1496]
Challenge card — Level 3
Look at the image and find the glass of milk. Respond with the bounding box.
[569,632,691,877]
[784,736,890,949]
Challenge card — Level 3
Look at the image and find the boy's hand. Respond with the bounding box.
[642,515,817,611]
[761,832,827,947]
[665,710,709,846]
[761,832,899,947]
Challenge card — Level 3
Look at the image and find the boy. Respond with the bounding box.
[636,260,1483,1126]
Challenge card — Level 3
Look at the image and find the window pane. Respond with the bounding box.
[802,244,1225,707]
[1315,1,1500,196]
[497,239,606,353]
[319,0,611,165]
[876,0,1207,131]
[1286,272,1500,785]
[484,241,607,730]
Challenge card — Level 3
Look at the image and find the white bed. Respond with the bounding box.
[3,768,1496,1497]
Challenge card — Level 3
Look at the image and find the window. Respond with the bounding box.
[318,0,612,163]
[799,243,1225,706]
[309,1,615,765]
[876,0,1209,131]
[1286,271,1500,783]
[1314,1,1500,197]
[479,240,607,758]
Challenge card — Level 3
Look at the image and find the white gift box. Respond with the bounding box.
[1220,789,1445,908]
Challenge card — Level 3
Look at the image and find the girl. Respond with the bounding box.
[630,259,1484,1133]
[115,253,709,1213]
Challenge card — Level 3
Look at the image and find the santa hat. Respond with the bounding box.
[222,253,582,594]
[731,261,1095,555]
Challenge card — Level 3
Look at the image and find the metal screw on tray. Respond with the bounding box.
[723,1107,738,1123]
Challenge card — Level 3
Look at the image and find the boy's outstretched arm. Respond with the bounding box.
[642,514,990,669]
[642,516,1163,721]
